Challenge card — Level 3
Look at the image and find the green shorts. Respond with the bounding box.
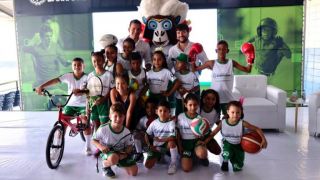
[100,151,136,167]
[181,139,198,158]
[146,143,168,160]
[222,140,245,171]
[63,106,86,116]
[181,133,212,158]
[89,97,110,124]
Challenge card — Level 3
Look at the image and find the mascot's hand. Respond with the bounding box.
[189,43,203,63]
[241,42,255,65]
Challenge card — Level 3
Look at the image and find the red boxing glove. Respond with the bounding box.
[241,42,255,64]
[189,43,203,63]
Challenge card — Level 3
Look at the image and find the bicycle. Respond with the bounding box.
[36,89,91,169]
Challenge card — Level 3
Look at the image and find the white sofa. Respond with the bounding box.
[308,91,320,136]
[232,75,287,131]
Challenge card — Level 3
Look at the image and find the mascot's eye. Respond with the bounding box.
[148,20,158,30]
[162,20,172,31]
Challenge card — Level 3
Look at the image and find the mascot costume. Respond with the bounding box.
[138,0,189,57]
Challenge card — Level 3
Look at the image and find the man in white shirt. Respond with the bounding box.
[117,19,152,70]
[167,24,209,72]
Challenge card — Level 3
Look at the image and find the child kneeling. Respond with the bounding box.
[92,103,138,178]
[144,100,178,175]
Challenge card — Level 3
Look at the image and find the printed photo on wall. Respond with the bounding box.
[217,6,303,93]
[16,14,93,110]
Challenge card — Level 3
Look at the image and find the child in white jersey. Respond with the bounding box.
[208,101,267,172]
[199,89,222,156]
[176,93,210,172]
[146,50,181,105]
[174,53,200,116]
[128,52,148,105]
[133,97,158,162]
[118,37,135,71]
[35,57,92,155]
[104,44,124,77]
[92,103,138,178]
[88,51,115,130]
[192,40,252,115]
[145,100,178,175]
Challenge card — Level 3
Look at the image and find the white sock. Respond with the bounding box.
[85,134,92,149]
[134,139,142,153]
[170,147,178,164]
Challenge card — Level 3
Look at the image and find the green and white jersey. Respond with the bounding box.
[176,113,201,140]
[87,71,115,97]
[221,119,243,144]
[200,108,220,128]
[174,71,199,99]
[93,123,133,152]
[128,68,146,97]
[59,72,87,107]
[146,118,176,146]
[211,59,234,103]
[147,68,175,94]
[117,53,131,71]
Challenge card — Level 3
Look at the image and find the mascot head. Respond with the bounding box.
[138,0,189,47]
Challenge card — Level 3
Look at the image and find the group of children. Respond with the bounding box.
[35,39,268,177]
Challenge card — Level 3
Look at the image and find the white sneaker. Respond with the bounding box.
[167,163,177,175]
[85,147,92,156]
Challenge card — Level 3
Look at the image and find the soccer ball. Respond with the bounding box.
[129,78,139,91]
[190,117,210,137]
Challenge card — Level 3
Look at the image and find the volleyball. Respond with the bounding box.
[190,117,210,137]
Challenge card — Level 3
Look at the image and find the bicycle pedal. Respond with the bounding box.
[69,130,78,137]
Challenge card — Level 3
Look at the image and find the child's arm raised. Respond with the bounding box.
[233,60,252,73]
[191,60,214,72]
[243,121,268,148]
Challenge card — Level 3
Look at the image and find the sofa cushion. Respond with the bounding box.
[234,75,267,98]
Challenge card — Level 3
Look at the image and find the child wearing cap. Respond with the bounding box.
[174,53,200,116]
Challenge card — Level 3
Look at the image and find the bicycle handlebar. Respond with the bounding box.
[33,88,73,108]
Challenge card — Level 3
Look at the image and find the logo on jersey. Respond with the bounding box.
[183,151,191,157]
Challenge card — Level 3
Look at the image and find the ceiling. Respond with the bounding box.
[0,0,13,18]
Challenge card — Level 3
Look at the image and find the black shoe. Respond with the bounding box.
[103,167,115,178]
[199,158,209,167]
[133,153,144,163]
[221,161,229,171]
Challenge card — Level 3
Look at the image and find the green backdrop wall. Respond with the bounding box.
[16,14,93,110]
[217,6,303,94]
[14,4,303,110]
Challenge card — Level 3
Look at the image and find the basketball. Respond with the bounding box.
[190,117,210,137]
[241,131,262,154]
